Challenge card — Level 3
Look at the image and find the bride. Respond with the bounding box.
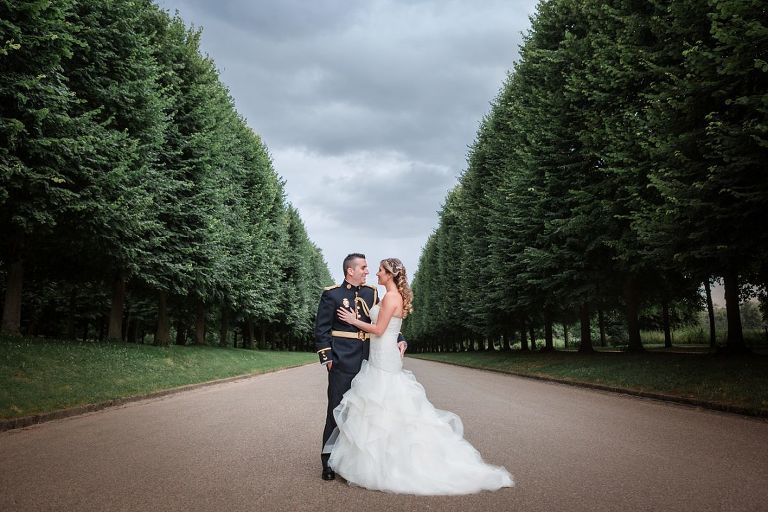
[323,257,514,495]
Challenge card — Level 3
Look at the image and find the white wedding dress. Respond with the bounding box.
[324,304,514,495]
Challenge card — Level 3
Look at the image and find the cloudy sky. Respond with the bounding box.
[157,0,540,283]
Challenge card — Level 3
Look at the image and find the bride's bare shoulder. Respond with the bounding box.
[382,290,403,304]
[381,290,404,317]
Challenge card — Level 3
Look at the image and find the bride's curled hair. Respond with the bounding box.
[381,258,414,318]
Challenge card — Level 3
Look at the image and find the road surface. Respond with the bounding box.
[2,358,767,511]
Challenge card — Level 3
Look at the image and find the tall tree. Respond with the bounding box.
[639,0,767,351]
[0,0,94,334]
[61,0,168,341]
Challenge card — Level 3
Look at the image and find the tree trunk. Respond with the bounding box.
[66,288,77,340]
[155,291,170,346]
[544,317,554,351]
[126,315,137,343]
[704,279,717,348]
[529,324,536,351]
[122,310,130,342]
[219,306,229,347]
[242,320,253,349]
[519,321,529,351]
[578,303,594,353]
[662,301,672,348]
[26,308,38,337]
[1,235,24,335]
[98,315,106,341]
[175,320,186,346]
[722,269,746,352]
[107,272,126,341]
[623,276,643,352]
[194,299,206,345]
[598,309,606,347]
[563,323,569,349]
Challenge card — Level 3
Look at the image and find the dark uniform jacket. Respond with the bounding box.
[314,280,378,374]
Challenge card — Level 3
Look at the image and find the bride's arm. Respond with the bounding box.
[337,294,399,337]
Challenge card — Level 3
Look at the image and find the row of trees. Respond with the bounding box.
[404,0,767,353]
[0,0,332,348]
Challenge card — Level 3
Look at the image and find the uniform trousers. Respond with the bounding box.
[321,366,357,468]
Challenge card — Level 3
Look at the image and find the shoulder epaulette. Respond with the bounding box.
[364,283,379,303]
[324,283,341,291]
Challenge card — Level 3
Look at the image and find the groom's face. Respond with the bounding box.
[348,258,369,286]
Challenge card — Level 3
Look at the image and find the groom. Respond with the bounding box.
[315,253,406,480]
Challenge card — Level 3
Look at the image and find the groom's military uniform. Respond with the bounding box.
[316,280,378,463]
[316,280,407,477]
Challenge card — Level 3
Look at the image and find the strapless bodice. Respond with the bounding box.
[369,304,403,335]
[367,304,402,372]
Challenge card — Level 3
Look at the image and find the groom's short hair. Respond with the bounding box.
[343,253,366,277]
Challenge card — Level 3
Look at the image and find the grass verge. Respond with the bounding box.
[409,350,768,417]
[1,336,314,420]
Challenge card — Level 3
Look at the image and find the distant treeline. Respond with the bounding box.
[0,1,332,348]
[404,0,767,352]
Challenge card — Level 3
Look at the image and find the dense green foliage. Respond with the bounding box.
[405,0,767,353]
[0,0,332,348]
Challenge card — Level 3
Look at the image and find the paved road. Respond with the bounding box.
[2,358,767,512]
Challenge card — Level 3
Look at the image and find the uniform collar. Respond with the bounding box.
[343,280,361,291]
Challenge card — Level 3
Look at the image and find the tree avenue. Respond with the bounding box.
[0,0,332,349]
[405,0,767,353]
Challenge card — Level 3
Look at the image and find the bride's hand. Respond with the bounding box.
[337,307,357,326]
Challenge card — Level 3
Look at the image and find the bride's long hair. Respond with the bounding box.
[381,258,414,318]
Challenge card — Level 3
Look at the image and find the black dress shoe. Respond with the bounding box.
[322,468,336,481]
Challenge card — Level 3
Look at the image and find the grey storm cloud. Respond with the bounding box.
[156,0,539,279]
[161,0,536,161]
[178,0,366,40]
[308,158,450,235]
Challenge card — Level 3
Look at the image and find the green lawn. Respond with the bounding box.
[409,350,768,416]
[1,336,315,419]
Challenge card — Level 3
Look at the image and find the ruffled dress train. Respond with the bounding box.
[323,305,514,495]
